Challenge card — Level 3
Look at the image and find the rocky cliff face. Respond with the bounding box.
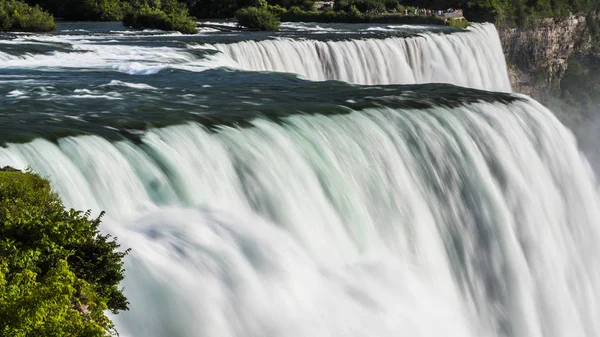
[498,15,593,99]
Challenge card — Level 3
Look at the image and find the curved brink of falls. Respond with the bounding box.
[0,23,510,91]
[1,97,599,337]
[216,24,511,91]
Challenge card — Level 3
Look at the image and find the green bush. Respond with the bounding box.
[236,6,280,30]
[348,5,361,17]
[22,0,129,21]
[80,0,131,21]
[349,0,385,12]
[0,0,55,32]
[447,16,468,28]
[0,168,129,336]
[266,3,287,16]
[123,0,198,34]
[458,0,600,26]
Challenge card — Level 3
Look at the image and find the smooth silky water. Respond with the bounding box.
[1,21,599,337]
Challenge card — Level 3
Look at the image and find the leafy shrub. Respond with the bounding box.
[0,0,55,32]
[347,4,361,17]
[349,0,385,12]
[236,6,280,30]
[447,17,468,28]
[266,3,287,16]
[80,0,131,21]
[287,5,303,15]
[123,0,198,34]
[0,6,11,30]
[334,0,386,12]
[0,168,129,336]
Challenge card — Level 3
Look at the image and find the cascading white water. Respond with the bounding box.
[1,24,510,91]
[215,23,511,90]
[2,97,599,337]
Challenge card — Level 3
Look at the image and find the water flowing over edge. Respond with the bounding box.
[1,97,599,337]
[213,23,511,90]
[0,23,510,91]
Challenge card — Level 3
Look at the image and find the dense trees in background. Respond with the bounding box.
[123,0,197,33]
[236,5,281,30]
[0,0,55,31]
[23,0,127,20]
[459,0,600,25]
[7,0,600,29]
[0,168,129,336]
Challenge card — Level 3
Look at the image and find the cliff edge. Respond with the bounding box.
[499,15,593,99]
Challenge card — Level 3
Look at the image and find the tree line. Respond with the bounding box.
[2,0,600,32]
[6,0,600,25]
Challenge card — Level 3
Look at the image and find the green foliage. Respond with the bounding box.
[587,14,600,52]
[80,0,131,21]
[187,0,268,18]
[0,0,55,32]
[266,3,287,16]
[559,53,600,118]
[123,0,198,33]
[455,0,600,26]
[348,4,361,16]
[0,168,129,336]
[334,0,401,12]
[349,0,386,12]
[19,0,600,24]
[24,0,130,21]
[281,7,448,24]
[236,6,281,30]
[447,16,468,28]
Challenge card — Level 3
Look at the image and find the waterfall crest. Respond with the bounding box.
[2,97,599,337]
[216,24,511,90]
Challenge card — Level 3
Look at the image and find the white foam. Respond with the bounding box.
[6,89,26,97]
[104,80,158,90]
[2,98,600,337]
[0,23,509,91]
[215,23,511,90]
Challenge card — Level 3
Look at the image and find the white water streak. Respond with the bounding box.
[215,24,510,90]
[1,24,509,91]
[1,98,599,337]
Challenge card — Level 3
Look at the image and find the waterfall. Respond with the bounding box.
[2,96,599,337]
[0,24,510,91]
[215,24,511,91]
